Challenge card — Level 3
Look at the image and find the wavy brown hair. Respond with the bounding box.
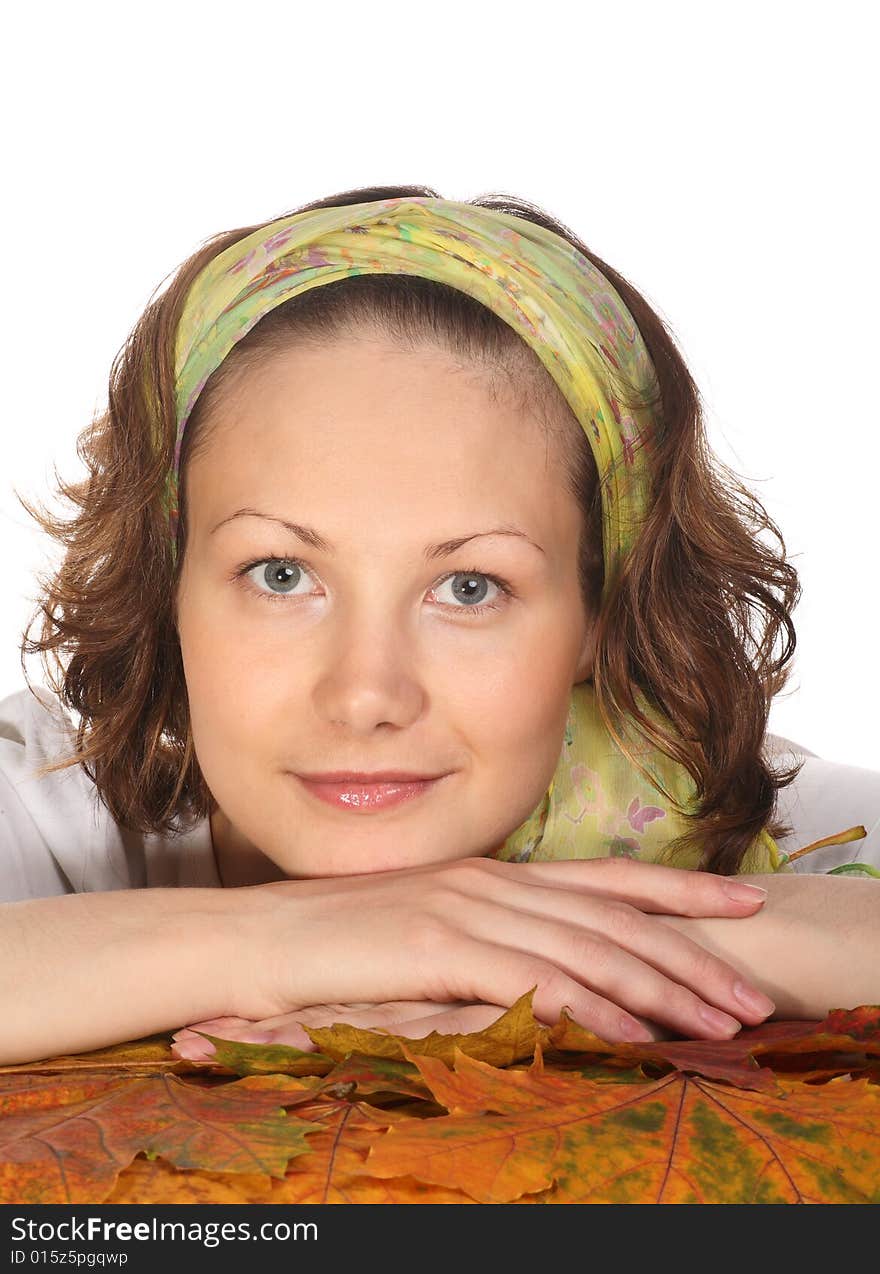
[15,182,804,874]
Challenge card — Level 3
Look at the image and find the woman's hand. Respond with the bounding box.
[170,999,519,1060]
[170,996,673,1060]
[233,856,776,1045]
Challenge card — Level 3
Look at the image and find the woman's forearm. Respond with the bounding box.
[0,886,271,1066]
[661,874,880,1020]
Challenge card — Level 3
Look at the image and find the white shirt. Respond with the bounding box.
[1,684,878,902]
[0,684,221,900]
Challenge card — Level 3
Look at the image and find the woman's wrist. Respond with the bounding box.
[208,881,299,1020]
[659,873,880,1020]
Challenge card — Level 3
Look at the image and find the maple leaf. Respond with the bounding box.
[190,993,880,1095]
[261,1100,476,1205]
[105,1156,278,1205]
[755,1006,880,1055]
[4,996,880,1205]
[300,989,552,1067]
[185,1037,438,1104]
[171,1036,338,1079]
[104,1101,470,1206]
[0,1033,196,1077]
[542,1005,880,1093]
[0,1070,328,1204]
[361,1041,880,1203]
[315,1053,432,1101]
[543,1013,781,1091]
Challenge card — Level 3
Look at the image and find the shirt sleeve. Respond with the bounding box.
[0,766,75,900]
[765,733,880,874]
[0,685,143,902]
[0,684,220,900]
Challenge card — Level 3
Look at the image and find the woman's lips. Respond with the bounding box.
[294,774,446,812]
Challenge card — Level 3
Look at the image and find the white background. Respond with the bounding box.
[2,1,877,768]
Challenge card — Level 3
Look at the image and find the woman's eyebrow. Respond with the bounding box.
[210,508,545,560]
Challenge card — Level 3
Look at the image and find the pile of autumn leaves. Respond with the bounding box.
[3,991,880,1204]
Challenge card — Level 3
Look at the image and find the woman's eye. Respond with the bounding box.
[234,558,513,617]
[236,558,316,604]
[432,570,511,616]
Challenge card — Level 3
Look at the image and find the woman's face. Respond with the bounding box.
[175,332,595,884]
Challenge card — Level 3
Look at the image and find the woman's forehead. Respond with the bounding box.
[207,333,559,425]
[195,344,567,473]
[182,337,581,550]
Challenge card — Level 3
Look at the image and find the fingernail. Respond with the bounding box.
[173,1043,215,1060]
[618,1016,655,1042]
[698,1005,741,1036]
[185,1037,216,1055]
[733,980,775,1017]
[722,880,768,903]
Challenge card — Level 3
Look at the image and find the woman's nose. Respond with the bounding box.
[311,611,426,733]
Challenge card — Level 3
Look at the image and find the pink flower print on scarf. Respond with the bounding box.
[561,765,667,859]
[560,764,614,834]
[604,795,668,859]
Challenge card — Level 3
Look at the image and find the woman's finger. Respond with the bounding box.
[170,1000,477,1058]
[446,877,774,1032]
[379,1003,515,1039]
[459,892,760,1038]
[421,933,653,1044]
[482,856,769,917]
[378,1003,668,1043]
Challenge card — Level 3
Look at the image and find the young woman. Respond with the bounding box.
[2,184,878,1068]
